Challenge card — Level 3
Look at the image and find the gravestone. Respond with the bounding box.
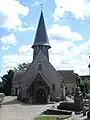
[47,94,50,103]
[71,87,74,96]
[74,86,83,111]
[83,106,86,116]
[60,80,66,101]
[71,112,76,120]
[87,95,90,119]
[56,116,60,120]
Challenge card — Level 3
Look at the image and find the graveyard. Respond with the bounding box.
[0,82,90,120]
[0,1,90,120]
[32,86,89,120]
[0,89,90,120]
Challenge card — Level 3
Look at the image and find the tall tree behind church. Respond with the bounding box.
[0,62,29,95]
[0,70,14,95]
[14,62,29,72]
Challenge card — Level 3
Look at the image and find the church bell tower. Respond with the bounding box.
[32,11,51,61]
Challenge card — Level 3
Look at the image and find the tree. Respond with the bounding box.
[78,77,90,97]
[0,81,2,88]
[75,73,81,87]
[6,70,14,95]
[13,62,29,72]
[0,62,29,95]
[0,70,14,95]
[88,79,90,89]
[83,78,88,93]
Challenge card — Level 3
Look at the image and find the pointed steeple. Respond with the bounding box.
[32,11,51,48]
[32,10,51,61]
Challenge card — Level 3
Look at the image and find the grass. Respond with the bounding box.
[34,116,56,120]
[33,115,71,120]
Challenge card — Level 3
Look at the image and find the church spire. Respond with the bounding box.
[32,10,51,48]
[32,10,51,61]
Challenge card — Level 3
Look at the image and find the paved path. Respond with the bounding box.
[0,96,87,120]
[0,96,54,120]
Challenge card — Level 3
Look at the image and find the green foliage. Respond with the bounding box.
[78,77,90,95]
[75,74,81,87]
[0,70,14,95]
[88,80,90,89]
[0,62,29,95]
[0,81,2,88]
[13,62,29,72]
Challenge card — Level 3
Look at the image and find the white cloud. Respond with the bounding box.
[19,44,33,55]
[1,45,10,50]
[15,26,36,32]
[0,0,29,29]
[1,44,33,75]
[48,24,83,40]
[49,40,73,54]
[54,0,90,21]
[0,34,17,50]
[49,39,89,75]
[0,34,17,46]
[32,1,42,6]
[1,39,90,76]
[1,53,33,75]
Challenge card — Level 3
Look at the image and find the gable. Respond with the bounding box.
[33,51,62,85]
[27,72,51,90]
[20,51,62,89]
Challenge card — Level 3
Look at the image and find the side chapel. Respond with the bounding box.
[12,11,76,103]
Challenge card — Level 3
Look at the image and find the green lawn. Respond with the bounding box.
[34,115,71,120]
[34,116,56,120]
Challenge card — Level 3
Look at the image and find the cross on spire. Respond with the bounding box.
[40,3,43,11]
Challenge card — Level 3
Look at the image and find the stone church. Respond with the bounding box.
[12,11,76,103]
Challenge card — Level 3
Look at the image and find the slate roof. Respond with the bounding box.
[12,68,76,84]
[58,70,76,84]
[32,11,51,48]
[12,71,25,84]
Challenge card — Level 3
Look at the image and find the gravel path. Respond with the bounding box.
[0,96,53,120]
[0,96,87,120]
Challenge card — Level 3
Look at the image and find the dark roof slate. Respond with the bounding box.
[32,11,51,48]
[57,70,76,84]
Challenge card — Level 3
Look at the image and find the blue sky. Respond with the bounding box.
[0,0,90,77]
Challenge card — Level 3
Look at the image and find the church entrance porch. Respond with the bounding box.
[28,73,51,104]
